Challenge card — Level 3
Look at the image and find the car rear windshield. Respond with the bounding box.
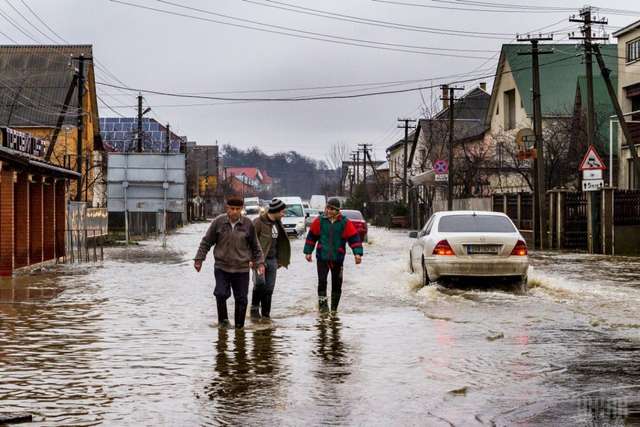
[437,215,516,233]
[342,210,364,220]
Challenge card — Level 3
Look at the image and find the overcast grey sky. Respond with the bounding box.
[4,0,638,159]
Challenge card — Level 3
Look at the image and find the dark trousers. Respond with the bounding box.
[251,258,278,317]
[214,268,250,328]
[317,261,343,311]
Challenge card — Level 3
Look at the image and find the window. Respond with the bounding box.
[627,38,640,63]
[503,89,516,130]
[342,210,364,220]
[496,103,499,115]
[632,95,640,122]
[437,214,516,233]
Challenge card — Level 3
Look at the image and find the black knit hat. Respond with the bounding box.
[226,195,244,207]
[327,198,341,210]
[268,198,286,213]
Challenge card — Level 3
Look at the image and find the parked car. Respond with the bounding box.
[277,196,307,237]
[408,211,529,290]
[304,208,321,227]
[243,205,261,221]
[341,209,368,243]
[310,195,327,210]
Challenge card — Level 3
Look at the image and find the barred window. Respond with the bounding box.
[627,38,640,63]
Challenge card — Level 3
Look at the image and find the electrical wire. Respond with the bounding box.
[239,0,513,39]
[95,55,578,102]
[109,0,494,59]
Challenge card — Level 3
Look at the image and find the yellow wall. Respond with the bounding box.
[14,77,99,203]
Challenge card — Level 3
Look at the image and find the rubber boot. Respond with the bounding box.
[261,292,273,319]
[318,296,330,314]
[235,302,248,329]
[250,287,261,319]
[216,298,230,328]
[330,291,341,313]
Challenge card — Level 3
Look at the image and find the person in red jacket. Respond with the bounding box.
[303,198,363,313]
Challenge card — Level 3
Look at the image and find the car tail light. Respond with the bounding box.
[433,240,455,256]
[511,240,528,256]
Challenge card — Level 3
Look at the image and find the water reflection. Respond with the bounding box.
[204,327,287,424]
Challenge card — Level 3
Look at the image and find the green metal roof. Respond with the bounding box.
[502,43,618,118]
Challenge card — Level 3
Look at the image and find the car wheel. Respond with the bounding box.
[421,256,431,287]
[515,275,528,294]
[408,251,414,273]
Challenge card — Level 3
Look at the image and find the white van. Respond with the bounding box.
[277,196,307,237]
[310,195,327,211]
[244,197,260,207]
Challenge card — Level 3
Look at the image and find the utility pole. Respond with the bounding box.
[358,143,372,201]
[137,93,143,152]
[355,150,360,186]
[74,54,89,202]
[165,123,171,153]
[570,6,608,148]
[518,34,554,249]
[350,152,357,194]
[397,118,416,204]
[440,86,463,210]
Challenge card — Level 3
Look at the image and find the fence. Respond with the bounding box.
[64,229,105,264]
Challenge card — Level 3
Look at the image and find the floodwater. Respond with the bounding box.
[1,223,640,426]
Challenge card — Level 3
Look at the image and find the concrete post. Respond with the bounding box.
[517,193,522,229]
[556,192,564,250]
[0,167,16,276]
[43,179,56,261]
[548,191,555,249]
[602,188,614,255]
[29,177,44,264]
[14,172,30,268]
[587,191,594,254]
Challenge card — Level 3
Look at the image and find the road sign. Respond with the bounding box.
[435,173,448,182]
[582,179,604,191]
[433,159,448,174]
[582,169,602,180]
[579,145,606,171]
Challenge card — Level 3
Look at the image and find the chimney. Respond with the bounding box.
[479,82,487,91]
[442,86,449,110]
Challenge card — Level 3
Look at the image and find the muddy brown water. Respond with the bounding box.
[1,223,640,426]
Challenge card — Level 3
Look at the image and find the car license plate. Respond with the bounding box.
[466,244,501,255]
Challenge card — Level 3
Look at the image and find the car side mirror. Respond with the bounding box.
[408,231,419,238]
[305,213,310,218]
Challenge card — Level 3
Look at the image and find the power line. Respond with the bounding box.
[94,55,577,102]
[371,0,568,13]
[109,0,494,59]
[240,0,514,39]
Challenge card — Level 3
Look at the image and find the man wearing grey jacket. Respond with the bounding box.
[194,196,265,329]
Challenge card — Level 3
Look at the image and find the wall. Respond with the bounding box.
[616,28,640,189]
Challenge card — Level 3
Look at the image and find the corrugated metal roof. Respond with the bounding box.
[0,45,95,127]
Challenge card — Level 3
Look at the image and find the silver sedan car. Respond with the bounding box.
[409,211,529,289]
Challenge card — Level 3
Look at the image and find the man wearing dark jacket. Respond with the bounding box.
[194,196,265,329]
[250,198,291,320]
[303,198,363,313]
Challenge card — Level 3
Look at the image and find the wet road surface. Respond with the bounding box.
[1,223,640,426]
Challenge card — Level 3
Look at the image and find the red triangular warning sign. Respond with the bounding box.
[579,145,606,171]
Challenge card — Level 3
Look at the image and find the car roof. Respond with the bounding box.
[433,210,507,217]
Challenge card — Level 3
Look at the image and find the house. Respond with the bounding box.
[486,43,618,193]
[613,21,640,189]
[0,45,104,206]
[224,167,273,193]
[386,131,415,202]
[406,85,491,222]
[0,128,79,276]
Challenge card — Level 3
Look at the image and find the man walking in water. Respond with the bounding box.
[250,198,291,321]
[194,196,265,329]
[303,198,363,313]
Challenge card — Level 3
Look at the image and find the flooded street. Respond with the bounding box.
[2,223,640,426]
